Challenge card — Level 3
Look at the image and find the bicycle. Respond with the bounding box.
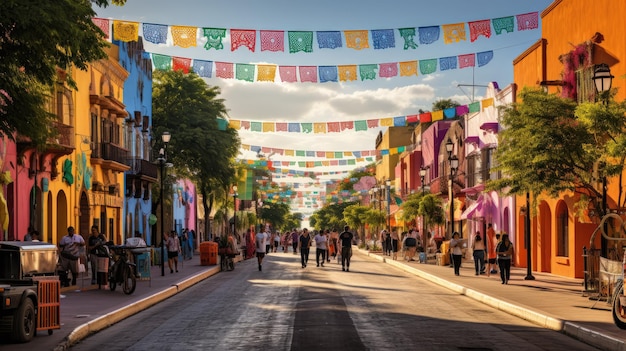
[220,253,235,271]
[108,246,137,295]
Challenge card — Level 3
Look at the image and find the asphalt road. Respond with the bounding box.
[69,252,599,351]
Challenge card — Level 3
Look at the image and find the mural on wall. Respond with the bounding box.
[173,179,196,232]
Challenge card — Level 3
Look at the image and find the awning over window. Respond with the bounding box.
[480,122,499,133]
[461,197,484,220]
[465,136,479,145]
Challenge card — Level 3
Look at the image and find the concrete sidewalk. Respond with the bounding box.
[360,249,626,351]
[3,248,625,351]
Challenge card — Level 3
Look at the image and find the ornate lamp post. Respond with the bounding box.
[593,63,613,257]
[446,139,458,239]
[158,131,171,277]
[233,185,238,236]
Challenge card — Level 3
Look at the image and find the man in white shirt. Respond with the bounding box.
[255,231,268,271]
[314,230,328,267]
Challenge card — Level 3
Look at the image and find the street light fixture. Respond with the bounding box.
[446,138,458,239]
[233,185,238,236]
[592,63,614,102]
[420,167,427,194]
[158,132,171,277]
[592,63,613,258]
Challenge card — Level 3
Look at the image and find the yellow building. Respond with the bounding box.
[43,45,129,244]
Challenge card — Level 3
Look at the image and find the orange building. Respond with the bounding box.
[513,0,626,278]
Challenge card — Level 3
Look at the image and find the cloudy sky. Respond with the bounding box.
[94,0,553,215]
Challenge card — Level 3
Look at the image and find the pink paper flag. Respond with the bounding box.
[299,66,318,83]
[279,66,297,82]
[260,30,284,52]
[215,62,234,79]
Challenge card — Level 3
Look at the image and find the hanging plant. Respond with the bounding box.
[560,41,593,100]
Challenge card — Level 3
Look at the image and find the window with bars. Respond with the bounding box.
[466,153,482,188]
[557,203,569,257]
[576,66,596,104]
[482,147,501,181]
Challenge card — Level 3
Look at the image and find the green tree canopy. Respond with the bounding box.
[152,70,240,236]
[343,204,370,240]
[401,193,445,242]
[432,99,460,111]
[0,1,125,145]
[309,202,354,231]
[489,88,626,216]
[281,212,303,232]
[259,202,290,230]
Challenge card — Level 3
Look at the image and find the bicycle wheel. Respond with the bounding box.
[612,280,626,329]
[220,256,227,272]
[109,270,116,291]
[122,265,136,295]
[228,257,235,271]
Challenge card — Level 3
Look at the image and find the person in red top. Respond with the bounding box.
[486,223,498,276]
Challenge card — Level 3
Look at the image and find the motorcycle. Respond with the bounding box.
[107,245,137,295]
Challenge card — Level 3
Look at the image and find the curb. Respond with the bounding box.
[357,249,626,351]
[54,265,221,351]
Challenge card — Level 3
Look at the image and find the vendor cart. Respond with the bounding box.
[0,241,60,342]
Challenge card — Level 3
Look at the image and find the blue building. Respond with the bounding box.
[116,38,159,245]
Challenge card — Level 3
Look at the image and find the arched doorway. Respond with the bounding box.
[79,191,90,243]
[539,201,553,272]
[47,192,52,242]
[56,191,68,243]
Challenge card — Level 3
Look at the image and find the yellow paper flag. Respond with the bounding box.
[432,110,444,121]
[229,120,241,130]
[482,97,494,110]
[263,122,275,132]
[257,65,276,82]
[400,61,418,77]
[344,30,370,50]
[171,26,198,48]
[314,123,326,133]
[380,118,393,126]
[338,65,358,81]
[113,21,139,42]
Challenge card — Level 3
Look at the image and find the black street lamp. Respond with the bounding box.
[593,63,613,257]
[233,185,238,236]
[524,192,535,280]
[420,167,427,195]
[446,138,458,239]
[593,63,614,104]
[386,179,391,232]
[158,131,171,277]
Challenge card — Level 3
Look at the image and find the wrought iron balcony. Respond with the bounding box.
[92,142,129,165]
[125,157,158,179]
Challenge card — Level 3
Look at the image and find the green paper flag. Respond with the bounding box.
[359,64,377,81]
[152,54,171,71]
[288,31,314,53]
[469,101,480,113]
[301,123,313,133]
[398,28,418,49]
[355,120,368,131]
[296,150,305,157]
[236,64,255,82]
[251,122,262,132]
[203,28,227,50]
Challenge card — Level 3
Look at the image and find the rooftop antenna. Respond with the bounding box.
[457,67,488,102]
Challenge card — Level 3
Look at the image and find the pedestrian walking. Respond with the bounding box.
[298,228,312,268]
[291,230,299,254]
[325,229,331,262]
[380,229,387,255]
[450,232,464,276]
[166,230,181,273]
[471,232,486,276]
[390,229,399,260]
[497,234,514,284]
[314,230,327,267]
[265,230,272,254]
[58,226,85,287]
[330,228,339,259]
[486,223,498,276]
[384,230,392,256]
[87,226,106,285]
[403,229,418,261]
[273,231,280,253]
[339,225,354,272]
[255,229,268,271]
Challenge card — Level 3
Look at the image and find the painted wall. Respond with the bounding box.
[512,0,626,278]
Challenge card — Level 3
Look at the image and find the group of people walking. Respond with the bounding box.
[250,226,355,272]
[452,223,514,284]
